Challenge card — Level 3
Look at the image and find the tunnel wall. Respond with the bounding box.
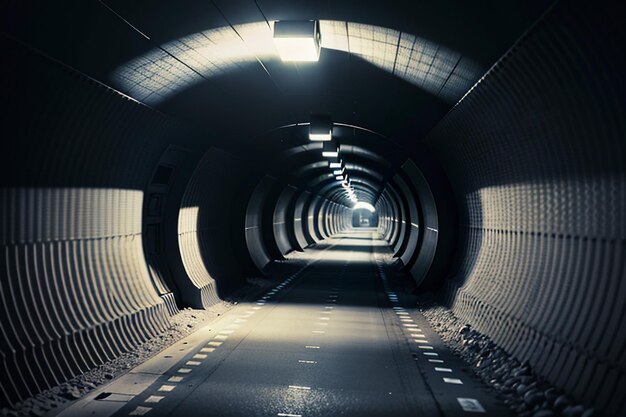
[0,39,196,406]
[425,2,625,414]
[245,176,277,272]
[177,148,248,308]
[294,190,313,249]
[273,185,300,255]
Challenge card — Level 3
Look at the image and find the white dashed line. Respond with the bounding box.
[277,413,302,417]
[418,345,434,350]
[158,385,176,392]
[208,341,223,346]
[201,347,215,353]
[168,376,183,382]
[443,378,463,385]
[423,352,439,356]
[214,335,228,341]
[305,345,320,349]
[178,368,192,374]
[129,406,152,415]
[193,354,207,359]
[435,367,453,373]
[298,360,317,364]
[457,398,486,413]
[288,385,311,390]
[144,395,164,403]
[428,359,445,363]
[185,361,201,366]
[414,339,430,344]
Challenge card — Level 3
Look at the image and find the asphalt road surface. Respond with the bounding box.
[60,229,510,417]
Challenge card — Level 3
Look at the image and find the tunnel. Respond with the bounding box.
[1,1,625,416]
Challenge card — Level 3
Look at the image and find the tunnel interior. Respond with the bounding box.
[1,1,625,416]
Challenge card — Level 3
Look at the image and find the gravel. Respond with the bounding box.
[418,298,597,417]
[1,276,278,417]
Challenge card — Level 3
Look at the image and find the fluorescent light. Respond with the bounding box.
[273,20,321,62]
[335,175,344,180]
[322,142,339,158]
[309,114,332,141]
[333,169,344,175]
[329,161,342,168]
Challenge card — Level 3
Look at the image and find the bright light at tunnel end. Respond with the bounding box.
[353,201,376,212]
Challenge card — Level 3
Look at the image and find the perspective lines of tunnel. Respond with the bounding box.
[60,230,507,417]
[2,0,625,417]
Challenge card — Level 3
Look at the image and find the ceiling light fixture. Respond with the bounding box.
[309,114,332,141]
[273,20,321,62]
[322,142,339,158]
[329,160,342,169]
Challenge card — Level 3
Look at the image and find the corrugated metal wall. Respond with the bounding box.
[0,38,195,407]
[425,2,626,414]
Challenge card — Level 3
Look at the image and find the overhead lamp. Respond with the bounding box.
[335,175,344,180]
[322,142,339,158]
[333,168,345,176]
[309,114,332,141]
[273,20,321,62]
[329,159,342,169]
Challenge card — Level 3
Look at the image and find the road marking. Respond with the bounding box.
[158,385,176,392]
[208,341,223,346]
[201,347,215,353]
[298,360,317,364]
[193,354,208,359]
[423,352,439,356]
[252,306,262,310]
[428,359,444,363]
[219,330,235,334]
[410,333,425,338]
[443,378,463,385]
[305,345,320,349]
[457,398,486,413]
[435,367,453,373]
[418,345,434,350]
[178,368,192,374]
[185,361,201,366]
[214,335,228,340]
[129,406,152,415]
[414,339,429,344]
[144,396,164,403]
[277,413,302,417]
[288,385,311,390]
[404,324,418,328]
[319,317,330,320]
[312,330,325,334]
[168,376,183,382]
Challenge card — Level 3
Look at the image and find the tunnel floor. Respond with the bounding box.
[58,229,509,417]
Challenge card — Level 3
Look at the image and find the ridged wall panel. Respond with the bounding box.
[426,2,625,414]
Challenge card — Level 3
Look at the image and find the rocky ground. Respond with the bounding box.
[0,276,279,417]
[418,298,597,417]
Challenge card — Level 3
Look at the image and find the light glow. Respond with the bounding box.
[309,132,332,141]
[273,20,321,62]
[353,202,376,212]
[309,114,332,140]
[329,161,342,168]
[322,151,339,158]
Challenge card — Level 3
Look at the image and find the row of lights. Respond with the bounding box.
[273,21,358,205]
[309,115,358,205]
